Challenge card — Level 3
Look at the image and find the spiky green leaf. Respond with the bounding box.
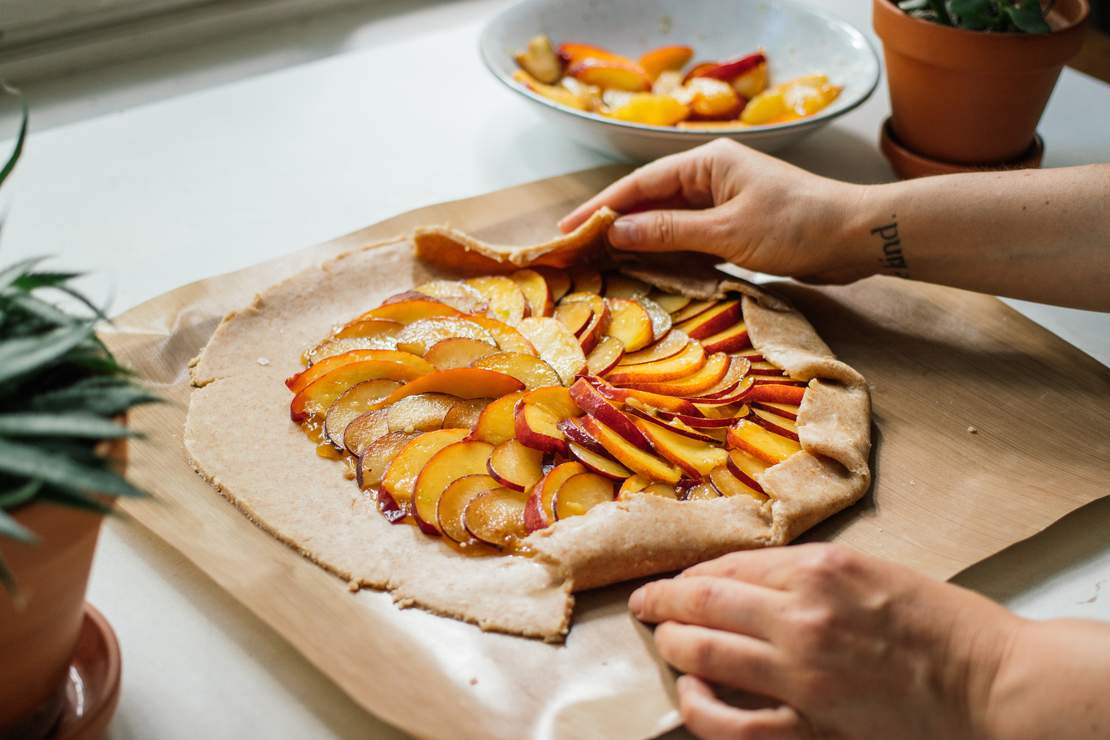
[11,272,84,291]
[0,322,94,386]
[0,81,28,189]
[0,256,48,293]
[0,437,145,499]
[0,413,137,439]
[30,379,161,416]
[0,507,36,543]
[0,478,42,509]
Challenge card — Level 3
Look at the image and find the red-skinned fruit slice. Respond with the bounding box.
[633,415,728,478]
[617,474,676,500]
[525,461,588,531]
[635,296,673,340]
[395,317,497,356]
[605,341,706,385]
[442,398,490,430]
[701,322,750,353]
[617,329,689,366]
[510,269,554,317]
[682,357,751,400]
[385,393,457,434]
[464,487,531,549]
[749,360,788,376]
[302,320,404,365]
[690,375,756,406]
[412,280,489,314]
[621,352,731,396]
[569,267,605,295]
[467,315,538,356]
[514,401,569,454]
[568,378,651,449]
[625,404,719,443]
[424,337,496,370]
[358,298,462,324]
[516,317,588,385]
[472,351,561,390]
[587,375,703,416]
[465,276,528,325]
[322,379,402,448]
[287,348,432,393]
[369,368,525,410]
[710,465,766,500]
[655,404,750,428]
[688,52,766,82]
[553,472,615,520]
[683,481,721,500]
[487,439,545,492]
[650,291,692,314]
[746,384,807,405]
[727,448,769,492]
[675,300,742,340]
[670,299,717,324]
[437,474,501,543]
[470,390,526,445]
[380,428,471,507]
[554,300,593,337]
[567,441,633,480]
[344,408,390,457]
[752,401,800,421]
[585,335,625,376]
[726,420,801,465]
[356,431,417,490]
[606,298,655,352]
[412,440,495,533]
[751,407,800,441]
[581,415,682,484]
[291,360,427,423]
[557,417,607,455]
[533,266,571,302]
[603,274,650,299]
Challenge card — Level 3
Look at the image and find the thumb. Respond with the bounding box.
[607,208,725,257]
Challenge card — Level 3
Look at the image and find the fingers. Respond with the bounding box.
[655,622,790,698]
[677,676,808,740]
[680,545,817,589]
[558,147,715,232]
[629,576,786,639]
[607,207,730,255]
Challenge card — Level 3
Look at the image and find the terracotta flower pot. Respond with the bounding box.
[873,0,1089,164]
[0,438,125,740]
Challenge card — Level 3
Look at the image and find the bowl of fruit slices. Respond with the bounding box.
[480,0,879,160]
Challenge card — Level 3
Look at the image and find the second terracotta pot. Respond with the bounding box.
[873,0,1089,164]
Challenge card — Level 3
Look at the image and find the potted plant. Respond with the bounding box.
[0,89,157,740]
[873,0,1090,175]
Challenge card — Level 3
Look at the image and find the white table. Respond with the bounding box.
[2,1,1108,737]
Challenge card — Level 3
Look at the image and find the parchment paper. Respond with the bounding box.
[102,165,1110,739]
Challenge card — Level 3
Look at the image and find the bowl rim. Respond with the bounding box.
[479,0,881,138]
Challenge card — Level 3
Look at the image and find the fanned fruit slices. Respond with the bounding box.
[287,268,810,555]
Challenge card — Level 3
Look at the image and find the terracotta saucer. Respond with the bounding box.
[50,604,121,740]
[880,117,1044,179]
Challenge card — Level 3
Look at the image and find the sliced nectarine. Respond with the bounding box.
[322,379,402,448]
[357,430,418,490]
[683,481,721,500]
[465,276,528,326]
[689,52,766,83]
[413,280,489,314]
[440,399,487,430]
[567,441,633,480]
[746,384,807,405]
[568,58,651,91]
[603,274,650,299]
[686,78,742,119]
[691,375,756,406]
[732,61,768,98]
[639,44,694,80]
[581,415,681,484]
[359,298,462,324]
[606,93,690,126]
[424,337,496,370]
[467,315,537,356]
[287,349,432,394]
[569,378,650,448]
[514,34,562,84]
[553,472,614,520]
[381,428,470,506]
[726,420,801,465]
[626,405,719,443]
[510,269,554,318]
[585,335,625,376]
[437,474,501,543]
[751,407,800,441]
[370,368,525,410]
[470,390,526,445]
[726,448,768,493]
[588,376,702,416]
[557,417,606,454]
[472,351,561,390]
[606,298,655,352]
[304,319,402,363]
[487,438,544,492]
[533,266,571,302]
[464,488,530,549]
[385,393,457,434]
[670,299,717,323]
[291,360,427,423]
[516,317,587,385]
[617,474,678,500]
[514,69,592,110]
[606,340,705,384]
[710,465,766,500]
[623,351,731,396]
[749,360,788,376]
[526,461,587,531]
[344,408,390,457]
[569,267,604,295]
[412,440,495,533]
[635,296,673,340]
[684,356,750,400]
[752,400,800,421]
[650,291,692,314]
[701,322,750,353]
[394,317,496,356]
[618,329,689,366]
[515,401,569,454]
[634,413,728,478]
[675,299,742,339]
[554,300,593,337]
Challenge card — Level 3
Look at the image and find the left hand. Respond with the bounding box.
[629,543,1021,740]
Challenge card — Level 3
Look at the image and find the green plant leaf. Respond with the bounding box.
[11,271,83,291]
[30,377,161,415]
[0,437,146,499]
[0,477,42,509]
[928,0,954,24]
[0,506,36,543]
[0,413,137,439]
[0,81,28,189]
[948,0,999,28]
[2,290,80,327]
[0,322,94,386]
[0,256,48,293]
[1003,0,1051,31]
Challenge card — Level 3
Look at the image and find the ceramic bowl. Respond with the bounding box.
[480,0,880,161]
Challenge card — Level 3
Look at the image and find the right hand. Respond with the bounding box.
[559,139,871,284]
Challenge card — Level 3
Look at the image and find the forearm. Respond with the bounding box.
[839,166,1110,310]
[986,618,1110,740]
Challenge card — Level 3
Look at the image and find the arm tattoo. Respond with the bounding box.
[871,214,909,278]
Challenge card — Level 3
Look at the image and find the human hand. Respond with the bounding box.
[560,139,871,283]
[629,543,1022,740]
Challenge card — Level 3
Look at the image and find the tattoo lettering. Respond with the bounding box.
[871,216,909,278]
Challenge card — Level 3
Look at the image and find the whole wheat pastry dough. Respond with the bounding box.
[186,223,871,641]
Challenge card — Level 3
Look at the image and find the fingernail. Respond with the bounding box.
[628,587,644,616]
[608,217,641,247]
